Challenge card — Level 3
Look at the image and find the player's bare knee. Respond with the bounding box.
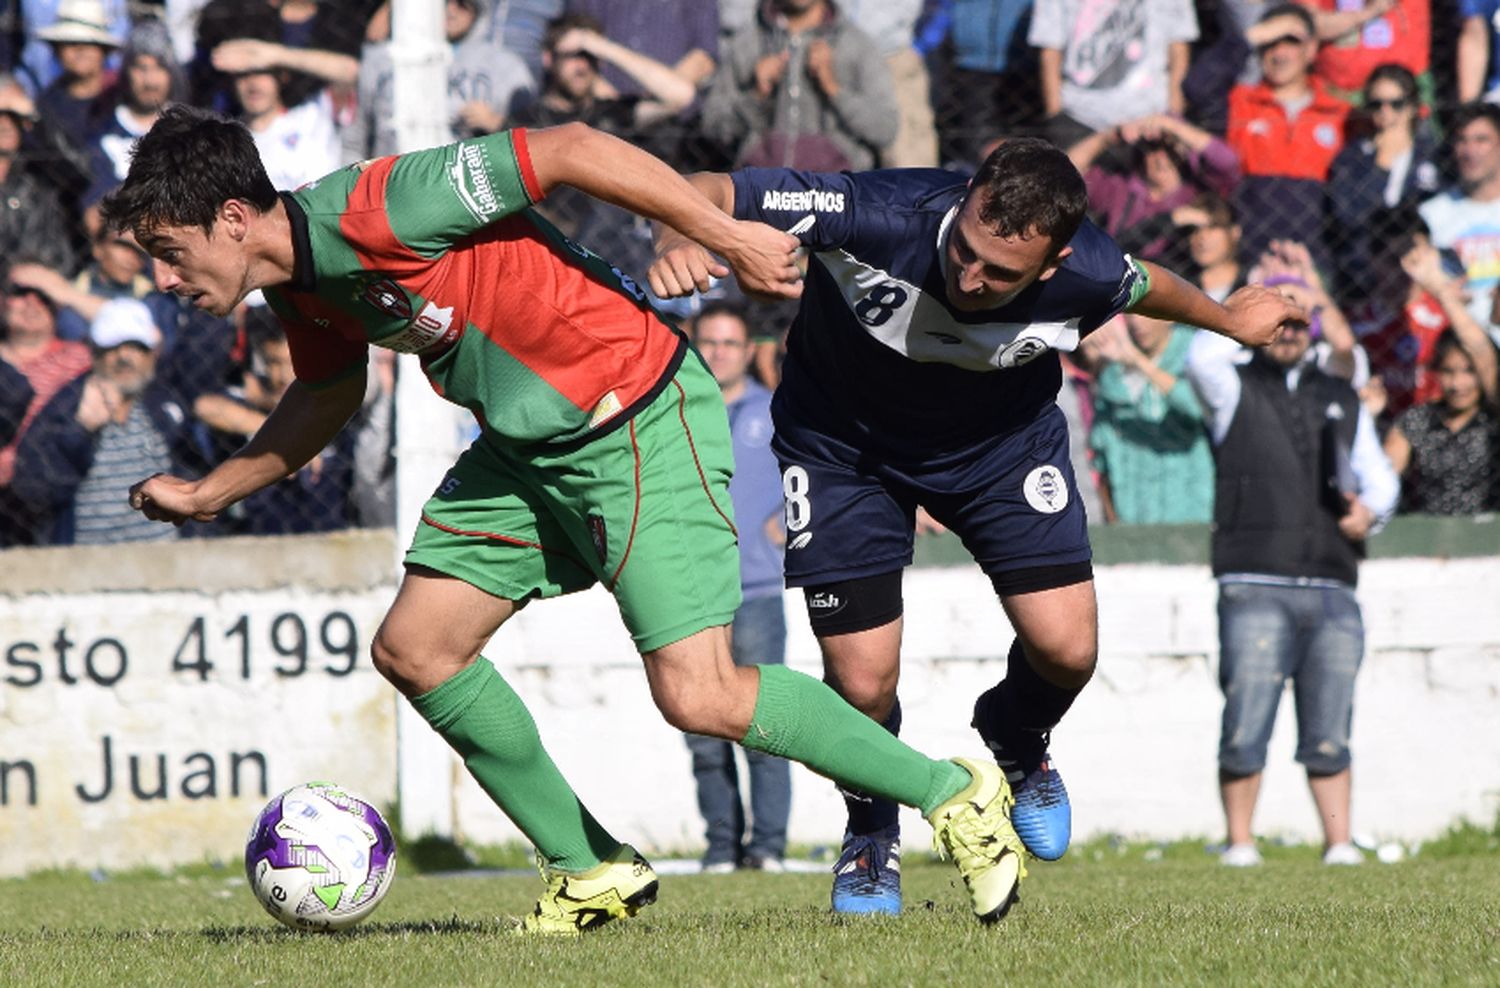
[824,668,897,719]
[1032,642,1097,688]
[370,622,453,695]
[368,626,410,687]
[653,686,729,737]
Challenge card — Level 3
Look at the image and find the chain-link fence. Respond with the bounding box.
[2,0,1496,548]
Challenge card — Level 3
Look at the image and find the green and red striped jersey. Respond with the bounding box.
[263,128,686,448]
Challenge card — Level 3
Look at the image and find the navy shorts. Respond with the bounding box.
[771,402,1092,588]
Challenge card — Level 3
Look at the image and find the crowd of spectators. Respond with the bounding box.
[1,0,1497,548]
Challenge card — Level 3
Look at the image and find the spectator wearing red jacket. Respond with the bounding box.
[1226,4,1348,267]
[1299,0,1429,102]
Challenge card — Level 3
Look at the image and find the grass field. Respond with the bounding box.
[2,830,1497,988]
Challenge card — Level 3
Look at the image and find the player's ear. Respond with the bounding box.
[1037,245,1073,282]
[219,199,251,239]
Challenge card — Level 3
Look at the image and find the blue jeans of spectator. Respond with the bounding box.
[685,593,791,865]
[1216,580,1364,778]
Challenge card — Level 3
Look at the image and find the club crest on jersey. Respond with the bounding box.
[997,336,1051,368]
[449,141,502,223]
[361,278,412,320]
[1023,465,1070,514]
[379,300,458,354]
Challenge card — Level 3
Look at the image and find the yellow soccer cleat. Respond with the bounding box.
[926,757,1028,923]
[519,844,659,935]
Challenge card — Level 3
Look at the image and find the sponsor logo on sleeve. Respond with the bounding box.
[378,300,460,354]
[761,189,846,213]
[448,141,503,223]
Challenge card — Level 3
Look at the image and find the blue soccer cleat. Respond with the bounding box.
[1009,754,1071,861]
[830,825,901,915]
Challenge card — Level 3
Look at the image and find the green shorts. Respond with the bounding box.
[405,357,742,652]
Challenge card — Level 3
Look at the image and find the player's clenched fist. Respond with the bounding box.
[128,473,219,526]
[649,232,726,299]
[650,221,802,301]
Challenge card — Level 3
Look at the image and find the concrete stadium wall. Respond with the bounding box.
[458,542,1500,855]
[2,523,1497,875]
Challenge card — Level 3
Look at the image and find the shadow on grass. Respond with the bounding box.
[198,916,501,942]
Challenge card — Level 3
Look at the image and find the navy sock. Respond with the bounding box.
[842,700,902,837]
[973,639,1081,777]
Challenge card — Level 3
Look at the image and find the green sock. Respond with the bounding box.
[740,664,970,816]
[410,657,618,872]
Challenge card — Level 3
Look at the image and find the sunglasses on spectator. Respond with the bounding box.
[555,49,599,67]
[1366,98,1411,112]
[3,284,43,300]
[1257,33,1310,54]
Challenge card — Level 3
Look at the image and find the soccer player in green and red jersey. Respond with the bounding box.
[102,105,1028,932]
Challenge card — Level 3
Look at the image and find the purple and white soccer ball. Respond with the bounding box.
[245,782,397,931]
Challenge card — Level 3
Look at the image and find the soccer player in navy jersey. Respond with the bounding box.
[651,138,1303,914]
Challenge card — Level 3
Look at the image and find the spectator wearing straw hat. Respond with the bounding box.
[34,0,123,152]
[20,0,129,94]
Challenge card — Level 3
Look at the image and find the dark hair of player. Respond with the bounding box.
[968,137,1089,252]
[99,104,279,237]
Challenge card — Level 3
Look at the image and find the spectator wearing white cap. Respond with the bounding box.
[12,297,196,544]
[34,0,123,153]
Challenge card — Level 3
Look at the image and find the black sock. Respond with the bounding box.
[972,639,1081,777]
[842,700,902,837]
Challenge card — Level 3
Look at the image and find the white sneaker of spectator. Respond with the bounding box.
[1322,842,1365,866]
[1220,843,1263,867]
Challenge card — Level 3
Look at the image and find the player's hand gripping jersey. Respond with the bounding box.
[732,168,1146,458]
[264,129,686,448]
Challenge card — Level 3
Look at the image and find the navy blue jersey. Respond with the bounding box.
[731,167,1142,459]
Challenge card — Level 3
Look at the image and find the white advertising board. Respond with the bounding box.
[0,536,397,877]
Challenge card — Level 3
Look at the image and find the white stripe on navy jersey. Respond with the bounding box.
[813,206,1082,371]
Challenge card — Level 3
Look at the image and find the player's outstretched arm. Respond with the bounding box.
[525,124,801,299]
[1129,259,1305,347]
[129,372,366,526]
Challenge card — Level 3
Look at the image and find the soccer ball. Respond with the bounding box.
[245,782,397,931]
